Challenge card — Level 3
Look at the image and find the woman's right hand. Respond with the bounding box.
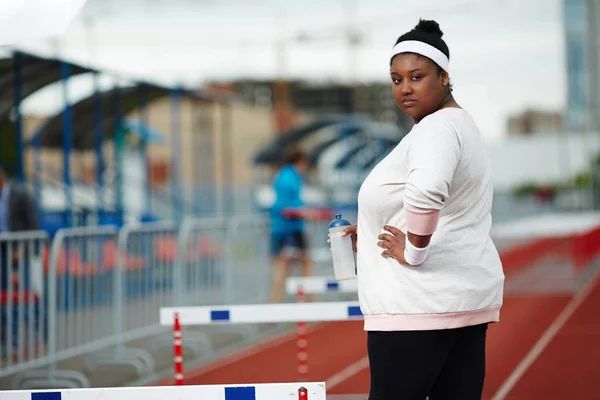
[327,225,358,253]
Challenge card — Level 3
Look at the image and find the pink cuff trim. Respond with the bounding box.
[405,208,440,235]
[363,306,501,331]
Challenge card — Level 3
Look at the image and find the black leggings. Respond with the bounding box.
[367,323,488,400]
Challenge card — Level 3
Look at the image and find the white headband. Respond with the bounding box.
[390,40,449,73]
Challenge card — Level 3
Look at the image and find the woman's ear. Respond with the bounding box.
[441,71,450,87]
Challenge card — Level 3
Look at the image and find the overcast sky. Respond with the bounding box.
[16,0,566,142]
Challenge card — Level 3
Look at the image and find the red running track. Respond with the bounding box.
[152,269,600,399]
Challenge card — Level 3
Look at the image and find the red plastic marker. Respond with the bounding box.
[296,285,308,381]
[173,313,184,385]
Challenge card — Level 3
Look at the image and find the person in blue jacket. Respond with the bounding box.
[268,147,315,303]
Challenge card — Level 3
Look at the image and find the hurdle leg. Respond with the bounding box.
[173,313,184,385]
[296,285,308,382]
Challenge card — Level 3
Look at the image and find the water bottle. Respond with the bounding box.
[328,214,356,280]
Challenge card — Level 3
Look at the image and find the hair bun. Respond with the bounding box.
[414,19,443,38]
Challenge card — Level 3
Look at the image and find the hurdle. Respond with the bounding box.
[160,300,363,384]
[286,276,358,294]
[1,382,326,399]
[160,301,363,326]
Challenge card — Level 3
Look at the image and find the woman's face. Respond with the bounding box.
[390,52,449,123]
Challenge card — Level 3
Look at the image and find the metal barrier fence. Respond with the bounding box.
[0,231,49,380]
[1,214,283,390]
[223,215,271,305]
[175,217,229,306]
[14,226,120,389]
[113,221,179,346]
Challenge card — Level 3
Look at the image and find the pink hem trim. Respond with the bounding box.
[405,208,440,236]
[363,306,501,331]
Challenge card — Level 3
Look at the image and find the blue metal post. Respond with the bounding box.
[93,72,104,217]
[34,134,42,206]
[139,84,151,213]
[170,87,183,222]
[222,101,234,215]
[112,84,123,225]
[12,52,24,183]
[61,61,73,227]
[191,99,201,217]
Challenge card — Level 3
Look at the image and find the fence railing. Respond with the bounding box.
[223,215,271,305]
[2,212,599,390]
[175,217,228,306]
[0,230,49,380]
[2,214,289,390]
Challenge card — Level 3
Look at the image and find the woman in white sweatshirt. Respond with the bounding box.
[339,19,505,399]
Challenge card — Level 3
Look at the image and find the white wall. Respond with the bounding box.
[487,132,600,191]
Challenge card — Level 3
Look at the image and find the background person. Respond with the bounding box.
[0,167,42,354]
[267,147,317,303]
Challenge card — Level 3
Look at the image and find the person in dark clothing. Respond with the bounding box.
[0,166,41,354]
[0,167,40,288]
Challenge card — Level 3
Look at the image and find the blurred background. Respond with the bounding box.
[3,0,598,226]
[0,0,599,398]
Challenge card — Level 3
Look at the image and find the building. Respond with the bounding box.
[506,109,564,135]
[563,0,600,133]
[21,92,279,218]
[211,79,414,134]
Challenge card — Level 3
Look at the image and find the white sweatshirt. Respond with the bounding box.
[356,107,504,331]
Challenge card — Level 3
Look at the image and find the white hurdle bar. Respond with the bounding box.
[160,301,363,326]
[285,276,358,294]
[2,382,326,400]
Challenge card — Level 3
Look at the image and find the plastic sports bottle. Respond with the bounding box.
[328,214,357,280]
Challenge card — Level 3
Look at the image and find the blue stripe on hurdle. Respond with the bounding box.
[211,310,230,321]
[348,305,363,317]
[32,393,62,400]
[225,386,256,399]
[326,281,339,290]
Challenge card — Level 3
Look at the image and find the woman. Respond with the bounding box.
[339,19,505,399]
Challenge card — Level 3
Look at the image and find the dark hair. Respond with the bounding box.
[392,19,452,90]
[392,19,449,64]
[282,146,309,166]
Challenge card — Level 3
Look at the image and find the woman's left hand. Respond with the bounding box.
[377,225,408,264]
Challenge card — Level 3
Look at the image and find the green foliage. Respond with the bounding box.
[513,183,540,197]
[573,171,593,188]
[512,157,597,198]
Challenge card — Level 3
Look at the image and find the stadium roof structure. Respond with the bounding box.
[0,51,92,171]
[252,114,406,171]
[26,83,172,149]
[253,115,370,166]
[0,49,234,175]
